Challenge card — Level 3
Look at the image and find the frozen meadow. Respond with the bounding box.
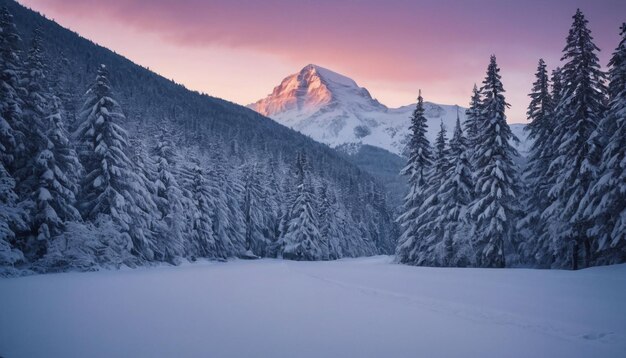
[1,256,625,358]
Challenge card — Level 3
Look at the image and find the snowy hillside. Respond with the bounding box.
[250,64,531,156]
[0,0,399,275]
[1,257,624,358]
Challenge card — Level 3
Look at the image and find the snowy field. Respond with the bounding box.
[1,256,625,358]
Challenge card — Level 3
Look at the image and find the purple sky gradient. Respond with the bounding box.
[19,0,626,122]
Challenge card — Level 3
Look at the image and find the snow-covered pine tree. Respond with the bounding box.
[465,84,482,154]
[519,58,555,267]
[414,120,450,266]
[607,25,626,101]
[336,195,365,257]
[551,67,564,107]
[368,183,396,255]
[205,165,234,255]
[263,156,284,246]
[49,51,79,131]
[0,162,27,272]
[126,135,159,258]
[468,55,521,268]
[525,59,554,160]
[12,27,50,258]
[545,9,607,269]
[438,113,473,266]
[31,93,82,258]
[278,152,322,261]
[433,121,451,180]
[0,8,27,270]
[596,24,626,139]
[16,28,50,203]
[580,23,626,265]
[242,162,270,257]
[0,102,15,170]
[395,91,433,265]
[74,64,154,260]
[316,181,336,260]
[0,7,25,176]
[19,28,82,260]
[212,145,245,254]
[275,151,301,252]
[150,126,186,263]
[180,161,220,260]
[540,67,567,262]
[333,184,352,258]
[184,143,236,259]
[284,161,301,209]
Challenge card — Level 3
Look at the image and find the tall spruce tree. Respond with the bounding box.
[368,183,395,255]
[16,27,49,209]
[31,94,82,257]
[126,135,159,257]
[519,59,555,266]
[225,164,247,253]
[396,91,433,265]
[180,161,220,259]
[74,65,154,260]
[468,55,521,268]
[0,7,24,176]
[192,142,240,257]
[0,7,28,266]
[278,152,322,261]
[581,23,626,264]
[317,182,340,260]
[208,145,246,254]
[22,29,83,260]
[150,126,185,263]
[465,84,482,154]
[414,120,449,266]
[438,113,473,266]
[242,162,270,257]
[0,162,27,270]
[551,67,564,107]
[12,27,50,257]
[433,121,451,179]
[263,156,283,246]
[545,9,607,269]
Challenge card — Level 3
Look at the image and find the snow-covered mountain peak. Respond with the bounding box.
[250,64,384,117]
[302,64,357,89]
[249,65,529,156]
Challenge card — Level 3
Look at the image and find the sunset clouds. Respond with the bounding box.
[20,0,626,121]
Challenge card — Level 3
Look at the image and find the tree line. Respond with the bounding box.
[397,9,626,269]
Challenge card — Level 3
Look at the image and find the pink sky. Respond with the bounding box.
[19,0,626,122]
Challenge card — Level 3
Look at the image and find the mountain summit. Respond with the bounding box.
[250,64,530,156]
[251,64,384,117]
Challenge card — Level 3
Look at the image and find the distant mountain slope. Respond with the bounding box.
[250,64,531,156]
[336,144,407,208]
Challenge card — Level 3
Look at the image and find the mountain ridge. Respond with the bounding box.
[250,64,530,156]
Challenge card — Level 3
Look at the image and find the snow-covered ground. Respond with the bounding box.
[1,256,624,358]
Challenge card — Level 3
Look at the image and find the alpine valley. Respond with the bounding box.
[2,1,626,357]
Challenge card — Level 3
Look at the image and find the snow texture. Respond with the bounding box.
[1,257,624,358]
